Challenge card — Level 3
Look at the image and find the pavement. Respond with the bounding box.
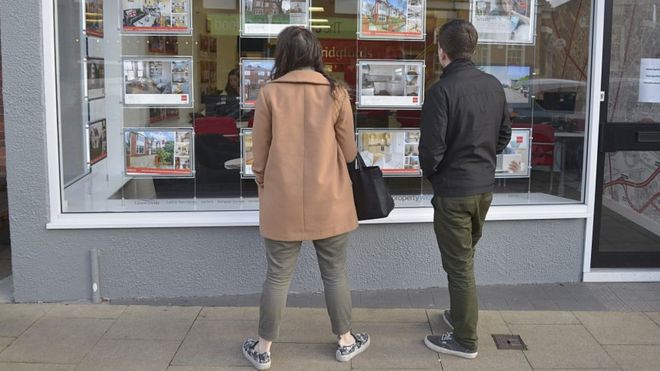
[0,282,657,370]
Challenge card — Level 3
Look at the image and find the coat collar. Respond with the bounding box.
[442,59,475,77]
[270,70,330,85]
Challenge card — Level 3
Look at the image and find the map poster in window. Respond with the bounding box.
[240,58,274,109]
[357,60,424,109]
[357,129,422,177]
[123,57,193,107]
[84,0,104,37]
[496,128,531,178]
[121,0,192,34]
[241,129,255,178]
[470,0,536,44]
[88,119,107,165]
[124,128,194,176]
[85,57,105,100]
[358,0,426,40]
[241,0,309,37]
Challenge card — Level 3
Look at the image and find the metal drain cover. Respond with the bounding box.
[492,334,527,350]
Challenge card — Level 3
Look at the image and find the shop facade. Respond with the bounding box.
[0,0,657,302]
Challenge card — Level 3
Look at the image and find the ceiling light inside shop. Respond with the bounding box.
[311,25,331,29]
[309,7,325,12]
[310,19,329,23]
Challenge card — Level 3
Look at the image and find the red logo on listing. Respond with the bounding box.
[181,96,188,102]
[412,97,418,103]
[516,136,523,143]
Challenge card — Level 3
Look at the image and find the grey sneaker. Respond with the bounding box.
[424,332,477,359]
[242,339,271,370]
[442,309,454,330]
[336,332,370,362]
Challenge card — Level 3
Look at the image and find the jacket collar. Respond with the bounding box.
[270,70,330,85]
[442,59,475,77]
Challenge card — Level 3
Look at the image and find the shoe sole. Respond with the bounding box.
[424,336,478,359]
[241,345,271,370]
[336,336,371,362]
[442,311,454,330]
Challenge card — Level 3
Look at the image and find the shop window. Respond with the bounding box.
[55,0,592,213]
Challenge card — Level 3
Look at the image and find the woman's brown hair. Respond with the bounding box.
[271,26,342,98]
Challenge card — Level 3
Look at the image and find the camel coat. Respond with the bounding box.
[252,70,358,241]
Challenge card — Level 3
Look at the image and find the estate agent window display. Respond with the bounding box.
[56,0,592,216]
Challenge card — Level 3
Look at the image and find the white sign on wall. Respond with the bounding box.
[639,58,660,103]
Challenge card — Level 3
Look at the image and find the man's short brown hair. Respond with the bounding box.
[436,20,478,61]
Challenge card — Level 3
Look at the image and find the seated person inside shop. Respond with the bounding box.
[202,68,241,119]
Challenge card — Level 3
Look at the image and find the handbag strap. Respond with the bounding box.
[355,152,367,168]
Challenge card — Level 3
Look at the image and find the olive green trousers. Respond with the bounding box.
[258,233,352,341]
[432,192,492,352]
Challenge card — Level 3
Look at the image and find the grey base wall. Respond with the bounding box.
[1,0,585,303]
[10,220,584,303]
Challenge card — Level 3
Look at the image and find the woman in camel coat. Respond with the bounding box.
[242,27,369,371]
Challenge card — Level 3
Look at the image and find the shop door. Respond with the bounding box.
[593,0,660,268]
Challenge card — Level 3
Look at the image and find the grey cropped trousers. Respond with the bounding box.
[258,233,352,341]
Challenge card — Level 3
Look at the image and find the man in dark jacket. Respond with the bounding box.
[419,19,511,359]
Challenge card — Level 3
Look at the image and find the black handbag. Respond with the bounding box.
[348,153,395,221]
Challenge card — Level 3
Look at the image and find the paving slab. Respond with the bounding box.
[0,317,113,364]
[509,324,618,369]
[574,312,660,345]
[76,338,181,371]
[439,346,532,371]
[104,305,200,340]
[359,290,411,308]
[349,321,439,369]
[500,311,579,325]
[428,310,509,350]
[0,338,12,353]
[0,364,74,371]
[198,307,258,321]
[277,308,337,344]
[0,304,52,337]
[168,368,253,371]
[352,308,428,323]
[534,369,622,371]
[45,304,127,319]
[645,312,660,326]
[603,344,660,371]
[171,319,256,367]
[267,343,349,370]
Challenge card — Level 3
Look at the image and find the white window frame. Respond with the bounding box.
[43,0,593,231]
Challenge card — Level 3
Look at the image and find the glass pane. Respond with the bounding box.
[607,0,660,123]
[600,151,660,252]
[57,0,591,213]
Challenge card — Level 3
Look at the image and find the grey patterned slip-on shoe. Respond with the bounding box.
[242,339,271,370]
[336,332,370,362]
[424,332,477,359]
[442,309,454,330]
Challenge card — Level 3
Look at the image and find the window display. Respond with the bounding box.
[358,0,426,40]
[85,57,105,100]
[240,58,274,109]
[88,119,108,165]
[121,0,192,34]
[470,0,536,44]
[496,128,531,178]
[122,57,193,106]
[241,129,254,178]
[357,60,424,109]
[84,0,104,37]
[55,0,592,214]
[241,0,309,37]
[124,128,194,176]
[358,129,422,176]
